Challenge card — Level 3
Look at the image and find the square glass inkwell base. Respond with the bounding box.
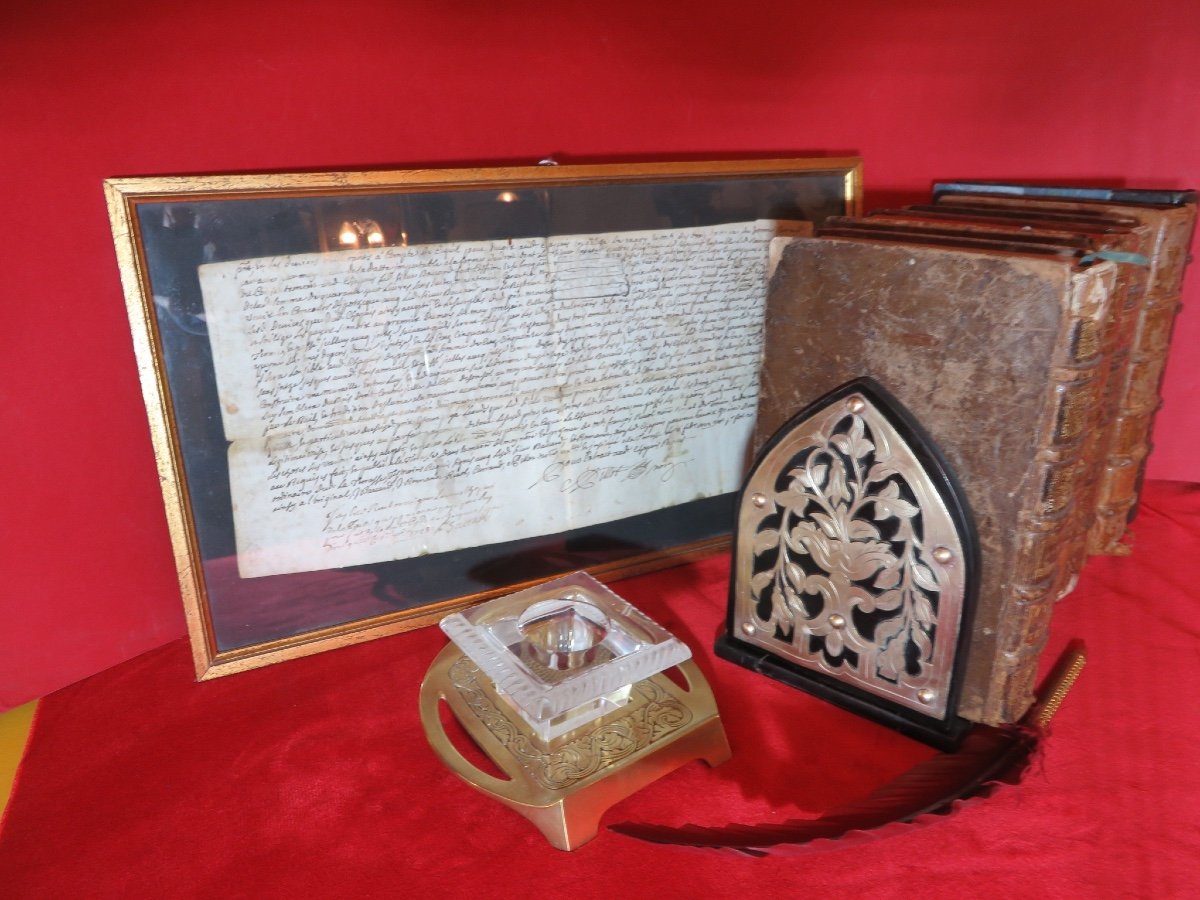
[420,572,731,850]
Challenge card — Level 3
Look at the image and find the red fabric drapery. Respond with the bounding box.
[3,481,1198,898]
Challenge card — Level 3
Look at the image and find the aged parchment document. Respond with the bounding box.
[200,221,776,577]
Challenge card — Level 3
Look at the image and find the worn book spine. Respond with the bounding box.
[996,264,1115,717]
[1089,204,1197,552]
[934,191,1197,553]
[1073,260,1143,562]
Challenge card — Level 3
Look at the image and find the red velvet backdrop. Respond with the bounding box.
[2,0,1198,708]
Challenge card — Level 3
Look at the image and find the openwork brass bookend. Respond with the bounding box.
[716,379,978,748]
[421,573,731,850]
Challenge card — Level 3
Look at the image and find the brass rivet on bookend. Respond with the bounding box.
[741,621,756,636]
[917,688,936,704]
[932,546,954,564]
[728,377,975,737]
[751,492,768,508]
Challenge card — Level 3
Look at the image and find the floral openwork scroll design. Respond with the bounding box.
[744,400,959,708]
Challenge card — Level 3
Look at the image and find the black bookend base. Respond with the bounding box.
[714,634,972,752]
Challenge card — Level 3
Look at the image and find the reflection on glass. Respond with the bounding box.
[133,169,854,654]
[337,219,384,248]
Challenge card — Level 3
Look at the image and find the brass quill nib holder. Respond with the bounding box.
[420,572,731,851]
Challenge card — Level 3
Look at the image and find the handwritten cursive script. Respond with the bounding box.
[200,221,775,577]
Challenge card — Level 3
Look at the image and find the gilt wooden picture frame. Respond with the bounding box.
[105,158,863,679]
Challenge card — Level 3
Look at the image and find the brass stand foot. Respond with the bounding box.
[420,644,730,850]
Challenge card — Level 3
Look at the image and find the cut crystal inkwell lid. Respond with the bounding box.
[439,571,691,742]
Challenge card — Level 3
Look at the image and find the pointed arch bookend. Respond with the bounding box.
[716,378,979,749]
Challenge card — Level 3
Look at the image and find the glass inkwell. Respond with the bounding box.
[420,572,730,850]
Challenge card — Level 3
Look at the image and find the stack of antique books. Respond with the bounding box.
[755,183,1195,725]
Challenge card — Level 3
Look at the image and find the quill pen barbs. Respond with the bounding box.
[610,641,1087,856]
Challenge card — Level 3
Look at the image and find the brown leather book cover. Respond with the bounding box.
[934,192,1197,554]
[823,215,1094,251]
[757,235,1117,725]
[819,214,1151,573]
[906,202,1142,228]
[820,220,1091,256]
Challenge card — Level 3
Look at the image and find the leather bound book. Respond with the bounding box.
[822,215,1094,251]
[932,190,1197,554]
[757,235,1118,725]
[932,180,1197,207]
[903,202,1142,228]
[820,214,1152,572]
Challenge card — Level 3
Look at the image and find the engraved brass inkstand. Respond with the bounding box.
[420,572,730,850]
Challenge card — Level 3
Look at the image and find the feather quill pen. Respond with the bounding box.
[610,641,1086,856]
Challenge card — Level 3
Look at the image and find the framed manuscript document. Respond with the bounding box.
[105,158,863,679]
